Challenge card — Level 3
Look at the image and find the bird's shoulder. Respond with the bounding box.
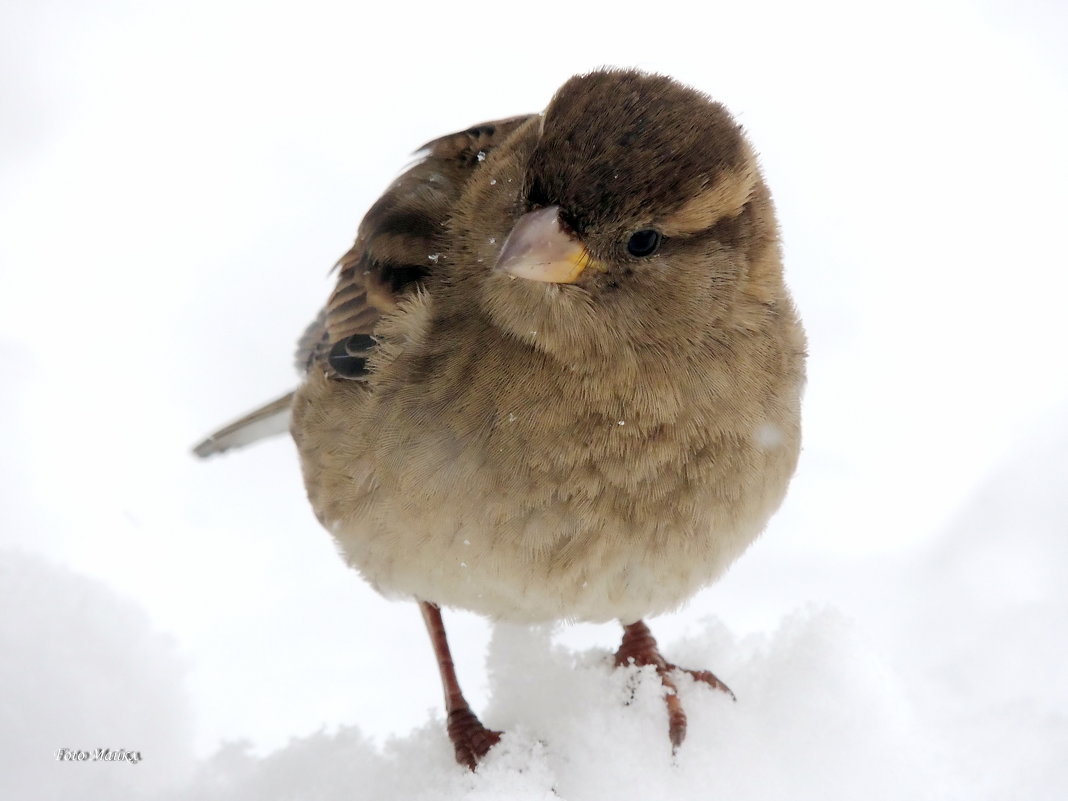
[295,115,535,378]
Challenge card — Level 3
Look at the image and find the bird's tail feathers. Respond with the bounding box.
[192,391,295,458]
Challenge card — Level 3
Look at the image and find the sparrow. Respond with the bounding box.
[195,68,806,769]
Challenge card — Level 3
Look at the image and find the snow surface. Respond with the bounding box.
[4,410,1067,799]
[5,415,1068,800]
[3,0,1068,797]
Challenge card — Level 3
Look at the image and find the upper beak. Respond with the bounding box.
[493,205,599,284]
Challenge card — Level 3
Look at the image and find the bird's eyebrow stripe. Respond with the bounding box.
[659,161,757,238]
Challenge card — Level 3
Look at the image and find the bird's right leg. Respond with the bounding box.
[419,601,501,769]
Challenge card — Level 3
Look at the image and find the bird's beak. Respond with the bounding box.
[493,206,601,284]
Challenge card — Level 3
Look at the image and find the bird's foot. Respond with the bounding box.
[447,706,502,770]
[614,620,735,749]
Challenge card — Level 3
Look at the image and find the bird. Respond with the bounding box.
[194,68,806,770]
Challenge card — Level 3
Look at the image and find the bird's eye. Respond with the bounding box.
[626,229,662,258]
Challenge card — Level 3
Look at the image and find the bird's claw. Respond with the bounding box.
[447,707,502,770]
[675,666,736,701]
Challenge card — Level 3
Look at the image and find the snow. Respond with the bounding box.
[4,402,1068,798]
[0,550,194,800]
[3,0,1068,797]
[5,435,1068,799]
[3,551,931,801]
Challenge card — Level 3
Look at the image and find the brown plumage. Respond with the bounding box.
[195,68,806,769]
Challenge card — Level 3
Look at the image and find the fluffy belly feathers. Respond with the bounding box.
[292,368,798,624]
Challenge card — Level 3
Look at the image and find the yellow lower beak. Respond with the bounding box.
[493,206,598,284]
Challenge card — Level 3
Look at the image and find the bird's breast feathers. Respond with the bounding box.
[292,301,800,624]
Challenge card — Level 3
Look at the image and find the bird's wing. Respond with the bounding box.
[194,114,534,458]
[308,114,534,378]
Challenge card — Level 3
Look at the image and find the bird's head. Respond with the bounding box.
[453,69,785,368]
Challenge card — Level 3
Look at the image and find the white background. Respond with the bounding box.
[2,0,1066,797]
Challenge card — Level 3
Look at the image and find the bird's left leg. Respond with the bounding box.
[613,619,735,748]
[419,601,502,769]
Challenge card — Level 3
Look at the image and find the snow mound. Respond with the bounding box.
[10,402,1068,799]
[162,404,1066,800]
[0,548,194,800]
[171,610,940,801]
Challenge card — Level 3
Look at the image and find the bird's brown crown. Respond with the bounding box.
[527,69,756,245]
